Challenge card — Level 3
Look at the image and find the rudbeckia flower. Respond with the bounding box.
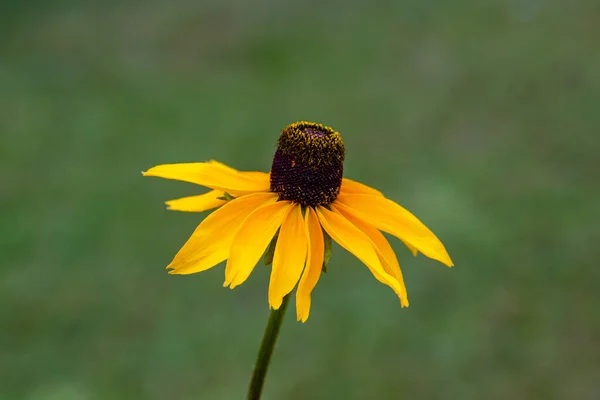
[144,121,453,322]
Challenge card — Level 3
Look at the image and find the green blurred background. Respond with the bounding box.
[2,0,599,398]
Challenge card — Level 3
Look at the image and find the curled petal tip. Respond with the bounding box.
[166,264,180,274]
[270,300,282,310]
[229,281,241,290]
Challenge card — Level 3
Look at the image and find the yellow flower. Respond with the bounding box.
[143,121,453,322]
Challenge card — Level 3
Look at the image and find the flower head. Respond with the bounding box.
[143,121,453,322]
[270,122,344,207]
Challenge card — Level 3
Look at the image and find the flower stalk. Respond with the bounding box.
[247,294,291,400]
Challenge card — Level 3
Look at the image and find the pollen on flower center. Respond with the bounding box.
[270,121,345,207]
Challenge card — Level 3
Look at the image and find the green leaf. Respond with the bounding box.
[263,231,279,266]
[322,229,332,273]
[217,192,235,201]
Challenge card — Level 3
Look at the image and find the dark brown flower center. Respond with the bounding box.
[270,121,345,207]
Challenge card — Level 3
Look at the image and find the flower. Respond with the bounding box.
[143,121,453,322]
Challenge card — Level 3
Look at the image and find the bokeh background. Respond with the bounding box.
[2,0,599,399]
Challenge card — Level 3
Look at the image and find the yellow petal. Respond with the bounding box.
[240,171,271,180]
[208,161,271,181]
[316,206,406,300]
[167,192,278,274]
[268,204,308,309]
[142,161,270,193]
[165,190,227,212]
[336,193,454,267]
[339,180,417,255]
[340,178,384,196]
[331,203,408,307]
[334,202,418,257]
[225,201,294,288]
[207,159,238,172]
[296,207,324,322]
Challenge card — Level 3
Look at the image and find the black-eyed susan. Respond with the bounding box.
[143,121,453,322]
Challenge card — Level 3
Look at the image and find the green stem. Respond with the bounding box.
[247,295,291,400]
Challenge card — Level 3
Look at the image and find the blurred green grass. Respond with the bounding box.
[1,0,599,399]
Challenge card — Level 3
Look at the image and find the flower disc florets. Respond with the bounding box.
[270,121,345,207]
